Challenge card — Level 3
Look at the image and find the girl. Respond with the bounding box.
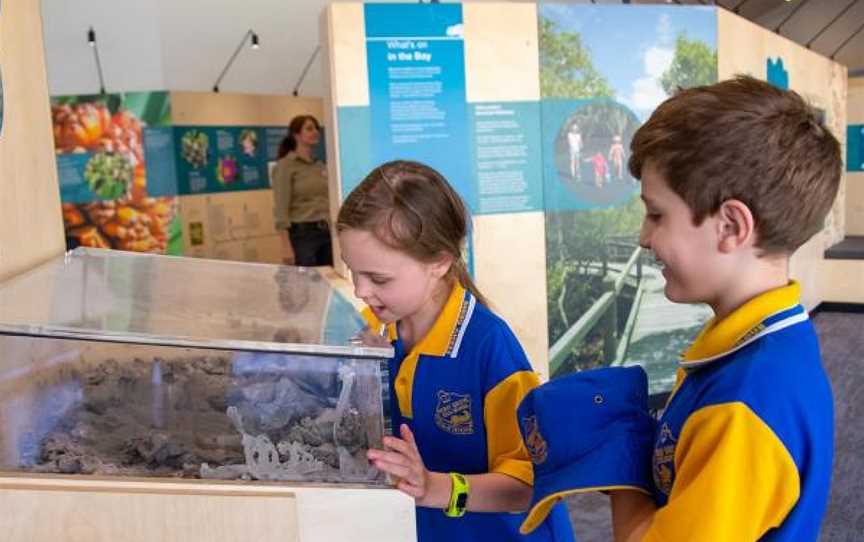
[337,160,574,541]
[271,115,332,266]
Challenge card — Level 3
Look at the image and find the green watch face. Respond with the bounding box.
[455,493,468,509]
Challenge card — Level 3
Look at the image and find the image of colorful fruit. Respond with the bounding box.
[84,152,133,199]
[52,102,113,151]
[64,197,180,255]
[216,155,238,184]
[181,130,209,168]
[53,93,179,255]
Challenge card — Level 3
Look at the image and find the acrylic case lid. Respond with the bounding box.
[0,248,392,359]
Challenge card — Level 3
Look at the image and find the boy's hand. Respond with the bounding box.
[368,424,431,501]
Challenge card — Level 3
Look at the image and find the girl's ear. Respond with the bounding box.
[429,252,455,280]
[716,199,755,254]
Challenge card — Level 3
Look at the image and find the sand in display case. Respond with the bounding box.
[0,248,392,486]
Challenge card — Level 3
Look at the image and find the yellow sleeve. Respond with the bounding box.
[271,161,293,230]
[644,402,800,542]
[484,370,541,486]
[360,306,378,328]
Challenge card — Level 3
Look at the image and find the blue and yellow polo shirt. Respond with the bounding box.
[645,281,834,541]
[363,283,575,542]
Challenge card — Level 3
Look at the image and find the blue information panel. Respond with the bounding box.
[174,126,299,195]
[143,127,179,197]
[57,154,99,203]
[848,125,864,172]
[470,101,543,214]
[364,3,475,209]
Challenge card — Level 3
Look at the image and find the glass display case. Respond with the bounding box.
[0,248,392,486]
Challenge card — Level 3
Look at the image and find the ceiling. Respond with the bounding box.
[635,0,864,75]
[39,0,863,100]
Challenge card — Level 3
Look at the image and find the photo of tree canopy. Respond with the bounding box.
[539,5,717,394]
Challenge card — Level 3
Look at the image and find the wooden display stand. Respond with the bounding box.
[0,475,415,542]
[0,4,416,540]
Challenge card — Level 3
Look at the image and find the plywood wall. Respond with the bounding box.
[0,0,66,281]
[718,9,853,308]
[463,3,548,377]
[847,77,864,236]
[169,92,323,126]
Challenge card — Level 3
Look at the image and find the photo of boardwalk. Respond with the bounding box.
[540,4,717,396]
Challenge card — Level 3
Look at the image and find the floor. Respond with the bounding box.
[565,311,864,541]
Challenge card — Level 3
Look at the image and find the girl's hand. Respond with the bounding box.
[352,325,390,348]
[368,424,430,500]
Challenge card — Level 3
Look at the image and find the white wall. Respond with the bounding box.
[42,0,166,95]
[41,0,529,98]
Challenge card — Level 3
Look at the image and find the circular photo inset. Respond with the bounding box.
[553,101,641,208]
[239,129,258,157]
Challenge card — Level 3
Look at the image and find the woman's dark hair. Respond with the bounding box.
[337,160,488,306]
[278,115,320,159]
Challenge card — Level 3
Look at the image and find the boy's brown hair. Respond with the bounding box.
[629,75,842,254]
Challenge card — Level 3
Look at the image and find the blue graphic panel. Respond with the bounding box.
[364,3,474,209]
[849,125,864,172]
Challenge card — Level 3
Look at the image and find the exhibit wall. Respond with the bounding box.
[323,2,859,386]
[170,92,324,263]
[717,9,855,307]
[0,0,66,281]
[848,77,864,236]
[322,2,550,376]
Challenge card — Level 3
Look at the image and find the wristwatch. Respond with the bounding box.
[444,472,470,518]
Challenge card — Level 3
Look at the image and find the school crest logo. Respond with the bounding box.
[434,390,474,435]
[653,423,678,497]
[521,415,548,465]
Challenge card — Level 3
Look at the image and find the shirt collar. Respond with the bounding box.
[287,152,316,165]
[412,283,474,358]
[681,281,804,367]
[363,282,475,359]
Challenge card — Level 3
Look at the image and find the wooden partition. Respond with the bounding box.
[0,0,65,281]
[717,9,855,307]
[847,77,864,236]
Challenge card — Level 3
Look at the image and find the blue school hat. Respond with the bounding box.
[518,366,656,534]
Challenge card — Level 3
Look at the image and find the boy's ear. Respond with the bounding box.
[716,199,755,253]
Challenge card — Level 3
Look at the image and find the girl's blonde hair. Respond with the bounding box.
[337,160,488,306]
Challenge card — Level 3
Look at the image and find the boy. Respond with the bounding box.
[519,76,841,541]
[613,76,840,541]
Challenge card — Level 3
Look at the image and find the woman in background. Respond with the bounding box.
[271,115,332,266]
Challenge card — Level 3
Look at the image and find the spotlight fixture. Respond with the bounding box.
[213,29,260,93]
[292,46,320,97]
[86,26,106,94]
